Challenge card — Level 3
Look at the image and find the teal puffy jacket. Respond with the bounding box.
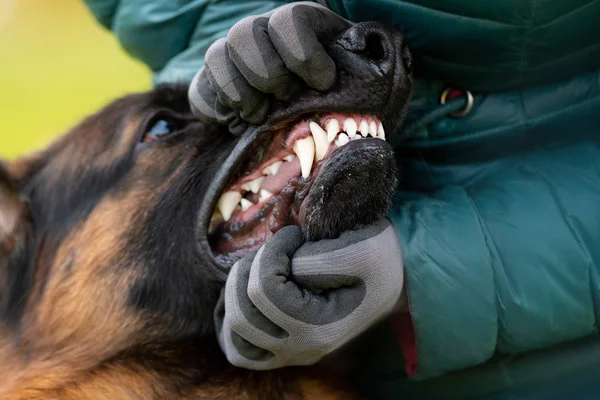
[85,0,600,398]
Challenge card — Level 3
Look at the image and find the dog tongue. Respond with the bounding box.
[261,158,301,194]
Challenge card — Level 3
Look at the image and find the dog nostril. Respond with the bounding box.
[363,33,385,61]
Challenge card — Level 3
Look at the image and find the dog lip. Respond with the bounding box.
[196,124,269,281]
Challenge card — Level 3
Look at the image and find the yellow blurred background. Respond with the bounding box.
[0,0,151,159]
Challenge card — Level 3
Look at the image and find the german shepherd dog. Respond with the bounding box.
[0,22,411,399]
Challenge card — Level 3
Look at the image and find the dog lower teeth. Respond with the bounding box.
[335,133,350,146]
[240,198,254,212]
[259,189,273,203]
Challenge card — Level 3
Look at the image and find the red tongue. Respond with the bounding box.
[261,158,301,194]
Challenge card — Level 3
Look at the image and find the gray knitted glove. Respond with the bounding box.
[188,2,352,135]
[214,219,404,370]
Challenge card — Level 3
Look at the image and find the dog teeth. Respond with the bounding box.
[284,154,296,163]
[378,122,385,140]
[259,189,273,203]
[326,119,340,143]
[344,118,358,138]
[241,176,265,194]
[240,198,254,212]
[335,133,349,147]
[293,136,315,179]
[358,120,369,137]
[309,122,329,161]
[262,161,282,176]
[369,121,378,137]
[217,191,242,222]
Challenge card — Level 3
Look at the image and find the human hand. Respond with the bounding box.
[214,219,404,370]
[188,2,352,135]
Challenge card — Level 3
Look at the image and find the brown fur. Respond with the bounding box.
[0,87,358,399]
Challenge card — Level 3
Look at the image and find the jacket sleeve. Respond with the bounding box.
[389,139,600,379]
[84,0,288,84]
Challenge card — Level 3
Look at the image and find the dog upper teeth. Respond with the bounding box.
[335,133,349,147]
[358,120,369,137]
[293,136,315,179]
[263,161,282,176]
[217,191,242,222]
[326,119,340,143]
[309,121,329,161]
[369,121,378,137]
[378,122,385,140]
[240,198,254,212]
[344,118,358,138]
[259,189,273,203]
[241,176,265,194]
[213,116,386,227]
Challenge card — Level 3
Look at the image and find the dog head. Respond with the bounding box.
[200,21,412,276]
[0,22,410,395]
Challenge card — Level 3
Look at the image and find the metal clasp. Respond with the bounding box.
[440,88,474,118]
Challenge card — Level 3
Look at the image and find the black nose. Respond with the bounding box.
[334,21,412,77]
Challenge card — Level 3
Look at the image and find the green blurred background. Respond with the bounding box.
[0,0,151,159]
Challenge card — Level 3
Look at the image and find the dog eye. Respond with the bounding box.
[142,119,177,143]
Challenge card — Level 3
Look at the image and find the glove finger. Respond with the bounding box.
[247,225,363,328]
[188,68,219,124]
[292,219,404,323]
[293,219,396,279]
[248,220,403,328]
[205,38,270,126]
[220,251,289,365]
[217,287,278,369]
[213,100,247,137]
[268,2,352,91]
[227,14,301,101]
[188,67,248,135]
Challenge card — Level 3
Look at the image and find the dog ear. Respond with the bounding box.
[0,161,33,307]
[0,164,29,249]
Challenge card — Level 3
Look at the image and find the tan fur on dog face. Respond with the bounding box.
[0,87,356,399]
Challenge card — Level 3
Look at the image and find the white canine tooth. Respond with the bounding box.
[293,136,315,179]
[240,198,253,212]
[335,133,349,147]
[326,119,340,143]
[344,118,358,138]
[359,120,369,137]
[309,121,329,161]
[369,121,378,137]
[377,122,386,140]
[241,176,265,194]
[284,154,296,163]
[217,191,242,222]
[263,161,282,176]
[259,189,273,203]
